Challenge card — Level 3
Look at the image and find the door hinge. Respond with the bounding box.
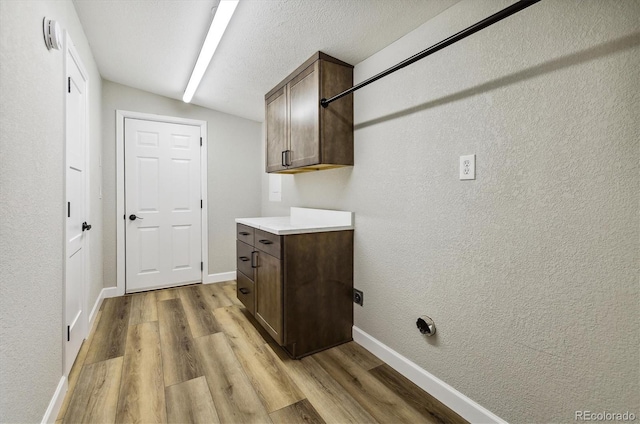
[67,325,70,342]
[201,262,203,271]
[67,77,71,93]
[201,199,203,209]
[200,137,202,146]
[67,202,71,218]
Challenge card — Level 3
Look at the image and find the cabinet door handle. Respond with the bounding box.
[239,256,250,262]
[239,231,250,236]
[286,150,292,166]
[239,288,250,295]
[251,251,258,268]
[282,150,286,167]
[258,239,273,245]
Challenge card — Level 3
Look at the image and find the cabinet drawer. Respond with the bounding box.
[236,271,255,315]
[237,240,255,279]
[255,229,282,259]
[237,223,255,246]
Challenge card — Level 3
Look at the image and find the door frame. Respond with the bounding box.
[115,110,208,295]
[63,31,90,376]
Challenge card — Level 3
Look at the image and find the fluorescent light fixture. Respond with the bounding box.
[183,0,239,103]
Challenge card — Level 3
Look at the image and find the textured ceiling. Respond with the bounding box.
[73,0,459,122]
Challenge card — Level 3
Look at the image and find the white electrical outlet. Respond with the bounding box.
[460,154,475,180]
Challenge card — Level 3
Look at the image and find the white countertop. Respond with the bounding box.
[235,207,354,235]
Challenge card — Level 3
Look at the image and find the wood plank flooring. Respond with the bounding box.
[116,321,166,423]
[166,377,220,424]
[57,280,466,424]
[157,298,202,387]
[85,296,130,364]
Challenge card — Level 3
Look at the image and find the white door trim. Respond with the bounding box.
[63,31,90,377]
[116,110,208,296]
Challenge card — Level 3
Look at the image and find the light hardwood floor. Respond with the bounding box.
[57,281,466,424]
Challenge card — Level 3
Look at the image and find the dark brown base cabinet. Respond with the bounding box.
[236,223,354,359]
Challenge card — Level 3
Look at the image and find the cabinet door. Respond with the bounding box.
[289,62,320,169]
[265,87,288,173]
[255,252,283,344]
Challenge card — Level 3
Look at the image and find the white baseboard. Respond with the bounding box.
[41,376,67,424]
[89,287,118,328]
[102,286,119,298]
[204,271,236,284]
[352,326,506,424]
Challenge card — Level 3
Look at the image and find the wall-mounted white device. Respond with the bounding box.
[43,17,62,50]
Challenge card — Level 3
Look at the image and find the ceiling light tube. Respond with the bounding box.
[183,0,239,103]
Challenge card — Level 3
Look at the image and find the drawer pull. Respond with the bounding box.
[239,256,250,262]
[258,239,273,245]
[251,251,258,268]
[239,288,250,295]
[239,231,250,236]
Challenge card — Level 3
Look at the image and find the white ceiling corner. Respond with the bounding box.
[73,0,460,122]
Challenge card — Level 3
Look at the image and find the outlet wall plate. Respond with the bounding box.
[460,154,475,180]
[353,288,364,306]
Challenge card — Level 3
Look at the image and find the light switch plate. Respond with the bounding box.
[460,154,475,180]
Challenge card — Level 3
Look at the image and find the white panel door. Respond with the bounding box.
[125,118,202,293]
[65,43,88,377]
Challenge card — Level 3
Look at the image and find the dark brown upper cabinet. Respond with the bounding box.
[265,52,354,174]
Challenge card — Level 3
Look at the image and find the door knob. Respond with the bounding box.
[129,214,143,221]
[82,222,92,231]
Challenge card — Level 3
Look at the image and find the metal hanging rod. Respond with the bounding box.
[320,0,541,108]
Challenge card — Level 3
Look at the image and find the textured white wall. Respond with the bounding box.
[262,0,640,421]
[101,80,262,284]
[0,0,102,422]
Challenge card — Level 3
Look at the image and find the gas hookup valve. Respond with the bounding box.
[416,315,436,336]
